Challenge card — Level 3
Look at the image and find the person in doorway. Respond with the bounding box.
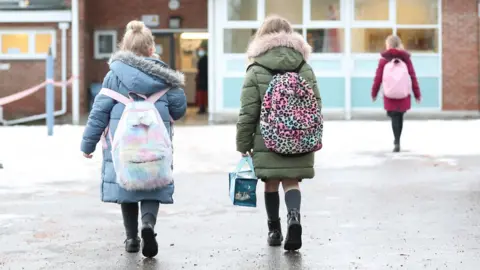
[236,15,322,251]
[195,40,208,114]
[80,20,187,258]
[371,35,421,152]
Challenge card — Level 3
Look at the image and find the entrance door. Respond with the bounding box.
[154,34,175,68]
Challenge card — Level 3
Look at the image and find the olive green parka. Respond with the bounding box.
[236,31,322,180]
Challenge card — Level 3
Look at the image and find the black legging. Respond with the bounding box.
[387,111,404,145]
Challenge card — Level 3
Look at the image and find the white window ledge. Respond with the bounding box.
[0,10,71,23]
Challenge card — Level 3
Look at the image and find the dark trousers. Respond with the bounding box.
[121,201,160,239]
[387,111,405,144]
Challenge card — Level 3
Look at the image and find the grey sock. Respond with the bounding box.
[121,203,138,239]
[141,200,159,227]
[284,189,301,212]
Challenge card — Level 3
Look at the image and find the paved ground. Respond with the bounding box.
[0,153,480,270]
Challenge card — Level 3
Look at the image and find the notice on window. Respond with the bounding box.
[7,48,21,54]
[156,44,163,56]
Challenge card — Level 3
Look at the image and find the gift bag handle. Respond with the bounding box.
[235,156,254,176]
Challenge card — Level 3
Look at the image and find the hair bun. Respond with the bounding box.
[126,20,145,33]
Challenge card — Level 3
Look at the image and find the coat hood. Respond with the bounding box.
[247,31,312,60]
[247,31,311,71]
[108,51,185,95]
[381,48,411,62]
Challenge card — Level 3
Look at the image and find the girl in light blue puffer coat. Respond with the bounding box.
[81,20,186,258]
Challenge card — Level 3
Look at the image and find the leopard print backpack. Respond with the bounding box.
[247,61,323,155]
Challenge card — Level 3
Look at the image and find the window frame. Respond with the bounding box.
[94,30,117,60]
[0,29,56,60]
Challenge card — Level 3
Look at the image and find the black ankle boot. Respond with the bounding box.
[141,223,158,258]
[267,219,283,246]
[284,209,302,251]
[393,143,400,152]
[125,237,140,253]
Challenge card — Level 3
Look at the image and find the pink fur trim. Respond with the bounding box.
[247,32,312,60]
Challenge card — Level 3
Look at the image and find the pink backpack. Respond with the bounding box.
[99,88,174,191]
[382,58,412,99]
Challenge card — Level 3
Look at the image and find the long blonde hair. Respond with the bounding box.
[386,35,404,50]
[253,15,293,40]
[119,20,155,56]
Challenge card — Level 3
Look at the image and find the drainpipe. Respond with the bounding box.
[207,0,215,123]
[477,0,480,112]
[71,0,80,125]
[59,22,69,116]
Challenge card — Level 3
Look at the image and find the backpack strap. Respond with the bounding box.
[98,87,175,150]
[146,87,171,103]
[246,60,306,75]
[293,60,306,73]
[146,87,175,124]
[99,88,132,105]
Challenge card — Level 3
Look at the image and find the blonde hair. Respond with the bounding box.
[253,15,293,39]
[119,20,155,56]
[386,35,404,50]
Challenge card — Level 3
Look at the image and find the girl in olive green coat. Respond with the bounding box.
[236,15,321,251]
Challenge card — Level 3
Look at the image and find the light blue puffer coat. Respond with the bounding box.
[81,51,187,204]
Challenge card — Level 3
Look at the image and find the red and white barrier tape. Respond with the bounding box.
[0,76,78,106]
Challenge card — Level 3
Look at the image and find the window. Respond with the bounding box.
[397,29,438,53]
[227,0,257,21]
[1,34,29,54]
[311,0,341,21]
[0,30,55,59]
[224,29,256,53]
[35,33,52,54]
[266,0,303,24]
[397,0,438,25]
[94,30,117,59]
[354,0,389,21]
[351,28,392,53]
[307,29,344,53]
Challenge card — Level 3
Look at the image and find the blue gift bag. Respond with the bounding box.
[229,157,258,207]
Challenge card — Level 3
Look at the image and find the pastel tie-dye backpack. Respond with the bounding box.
[247,61,323,155]
[99,88,173,191]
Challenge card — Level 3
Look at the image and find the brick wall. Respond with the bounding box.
[85,0,208,87]
[442,0,480,110]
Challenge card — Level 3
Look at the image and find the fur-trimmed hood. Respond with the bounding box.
[247,31,312,60]
[108,51,184,94]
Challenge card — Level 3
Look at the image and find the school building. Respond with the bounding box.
[0,0,478,125]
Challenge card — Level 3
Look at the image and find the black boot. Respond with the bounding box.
[267,219,283,246]
[393,143,400,152]
[125,237,140,253]
[284,209,302,251]
[141,223,158,258]
[197,105,206,115]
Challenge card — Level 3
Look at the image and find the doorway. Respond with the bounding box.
[153,30,209,123]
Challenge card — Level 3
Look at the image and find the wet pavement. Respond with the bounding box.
[1,154,480,270]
